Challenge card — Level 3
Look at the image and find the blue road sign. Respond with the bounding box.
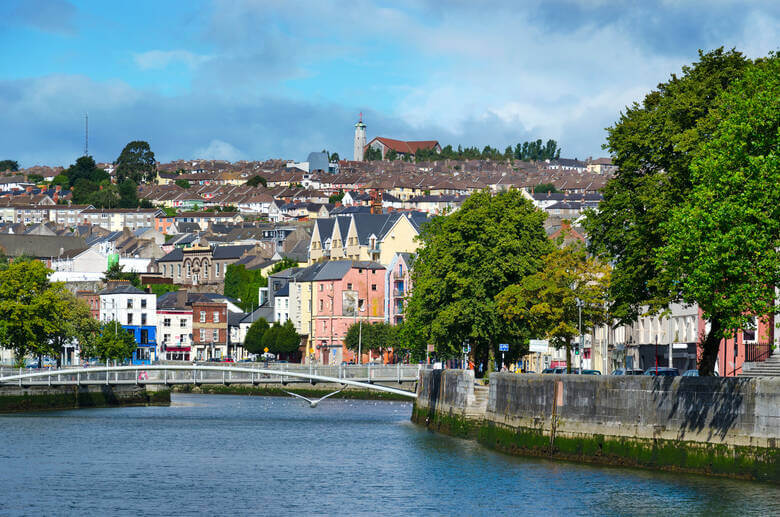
[499,343,509,352]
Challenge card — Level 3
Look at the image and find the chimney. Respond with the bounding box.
[176,289,187,308]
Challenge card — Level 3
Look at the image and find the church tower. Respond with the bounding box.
[353,113,366,161]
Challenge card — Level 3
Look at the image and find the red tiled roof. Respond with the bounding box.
[367,137,440,155]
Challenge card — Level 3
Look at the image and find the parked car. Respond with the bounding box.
[221,357,235,363]
[644,367,680,377]
[581,369,601,375]
[541,368,555,374]
[612,368,645,375]
[682,369,719,377]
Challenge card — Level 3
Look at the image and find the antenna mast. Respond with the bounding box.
[84,113,89,156]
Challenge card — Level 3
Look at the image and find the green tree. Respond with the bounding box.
[496,242,611,372]
[246,175,267,187]
[261,321,300,356]
[0,260,63,361]
[47,290,100,367]
[364,147,382,161]
[0,159,19,172]
[657,56,780,375]
[269,257,298,275]
[90,183,121,208]
[330,152,340,162]
[118,179,138,208]
[79,321,137,364]
[116,140,156,184]
[386,149,398,161]
[175,179,191,189]
[103,263,141,288]
[27,174,44,183]
[51,174,69,188]
[329,190,345,204]
[65,155,108,188]
[163,206,178,217]
[244,318,270,355]
[224,264,267,311]
[532,183,559,194]
[403,189,553,372]
[584,48,750,327]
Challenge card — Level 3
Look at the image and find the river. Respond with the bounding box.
[0,394,777,516]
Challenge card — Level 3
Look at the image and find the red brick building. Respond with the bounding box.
[191,301,228,360]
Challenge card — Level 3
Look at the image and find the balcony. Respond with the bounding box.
[393,288,405,297]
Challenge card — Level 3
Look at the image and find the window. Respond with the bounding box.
[163,265,167,276]
[141,299,147,308]
[319,300,323,311]
[141,313,147,325]
[187,264,191,277]
[212,329,218,342]
[199,328,206,341]
[347,283,352,290]
[180,319,187,328]
[127,313,133,325]
[215,263,220,276]
[164,318,171,327]
[177,264,181,277]
[398,264,403,276]
[372,269,376,275]
[371,284,377,291]
[164,333,170,343]
[200,311,206,323]
[213,312,219,323]
[319,284,323,291]
[127,299,133,309]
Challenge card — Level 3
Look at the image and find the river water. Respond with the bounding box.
[0,394,777,516]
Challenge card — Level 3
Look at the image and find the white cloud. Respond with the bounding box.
[193,140,245,161]
[133,50,211,71]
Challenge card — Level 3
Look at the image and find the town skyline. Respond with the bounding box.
[2,0,778,167]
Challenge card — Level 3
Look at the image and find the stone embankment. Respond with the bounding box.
[412,370,779,483]
[0,385,170,413]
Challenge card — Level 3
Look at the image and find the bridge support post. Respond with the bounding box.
[77,372,80,386]
[18,367,21,387]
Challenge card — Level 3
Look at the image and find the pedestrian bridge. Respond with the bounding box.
[0,364,420,398]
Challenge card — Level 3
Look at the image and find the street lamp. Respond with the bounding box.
[575,298,584,374]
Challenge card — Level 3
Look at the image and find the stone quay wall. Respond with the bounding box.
[412,370,779,483]
[0,385,171,413]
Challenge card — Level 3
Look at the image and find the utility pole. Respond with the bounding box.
[576,298,583,374]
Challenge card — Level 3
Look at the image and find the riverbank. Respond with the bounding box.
[0,385,170,413]
[412,370,779,483]
[172,382,415,401]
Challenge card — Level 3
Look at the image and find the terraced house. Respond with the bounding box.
[308,211,428,265]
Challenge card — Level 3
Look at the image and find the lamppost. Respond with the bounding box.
[575,298,584,374]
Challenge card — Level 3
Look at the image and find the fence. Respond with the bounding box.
[745,342,773,363]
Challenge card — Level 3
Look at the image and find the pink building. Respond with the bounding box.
[313,261,386,365]
[698,311,775,376]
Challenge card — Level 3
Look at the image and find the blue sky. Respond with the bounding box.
[1,0,778,167]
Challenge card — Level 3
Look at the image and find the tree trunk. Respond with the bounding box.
[699,314,723,376]
[565,342,572,373]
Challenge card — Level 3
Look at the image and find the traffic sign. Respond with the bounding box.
[264,347,269,353]
[499,343,509,352]
[529,339,549,353]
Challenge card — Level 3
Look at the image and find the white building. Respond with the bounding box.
[98,283,158,363]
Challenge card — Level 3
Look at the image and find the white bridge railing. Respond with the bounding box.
[0,364,421,398]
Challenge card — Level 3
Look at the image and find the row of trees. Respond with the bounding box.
[244,319,301,358]
[400,49,778,376]
[0,260,136,366]
[585,48,779,375]
[365,139,561,163]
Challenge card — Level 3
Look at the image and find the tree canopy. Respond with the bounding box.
[175,179,191,189]
[496,241,610,372]
[116,140,156,184]
[403,189,553,371]
[244,318,270,355]
[79,321,137,363]
[584,48,751,326]
[246,175,267,188]
[0,159,19,172]
[261,321,301,355]
[657,55,780,375]
[103,263,141,288]
[344,321,399,355]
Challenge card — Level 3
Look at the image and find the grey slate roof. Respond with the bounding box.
[212,244,254,259]
[158,248,184,262]
[0,234,87,258]
[99,284,146,295]
[241,305,275,324]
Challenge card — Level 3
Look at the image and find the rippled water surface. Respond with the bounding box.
[0,394,777,516]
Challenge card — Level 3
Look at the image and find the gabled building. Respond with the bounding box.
[365,137,441,160]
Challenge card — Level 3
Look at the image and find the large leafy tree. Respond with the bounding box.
[658,56,780,375]
[79,321,138,363]
[103,263,141,288]
[584,48,751,326]
[244,318,270,355]
[116,140,156,184]
[47,289,100,367]
[0,260,63,362]
[403,189,553,371]
[65,155,109,188]
[496,241,611,372]
[224,264,267,311]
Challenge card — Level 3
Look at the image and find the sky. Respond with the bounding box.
[0,0,777,168]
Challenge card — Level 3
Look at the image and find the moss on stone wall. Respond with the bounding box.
[0,386,170,413]
[413,406,779,484]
